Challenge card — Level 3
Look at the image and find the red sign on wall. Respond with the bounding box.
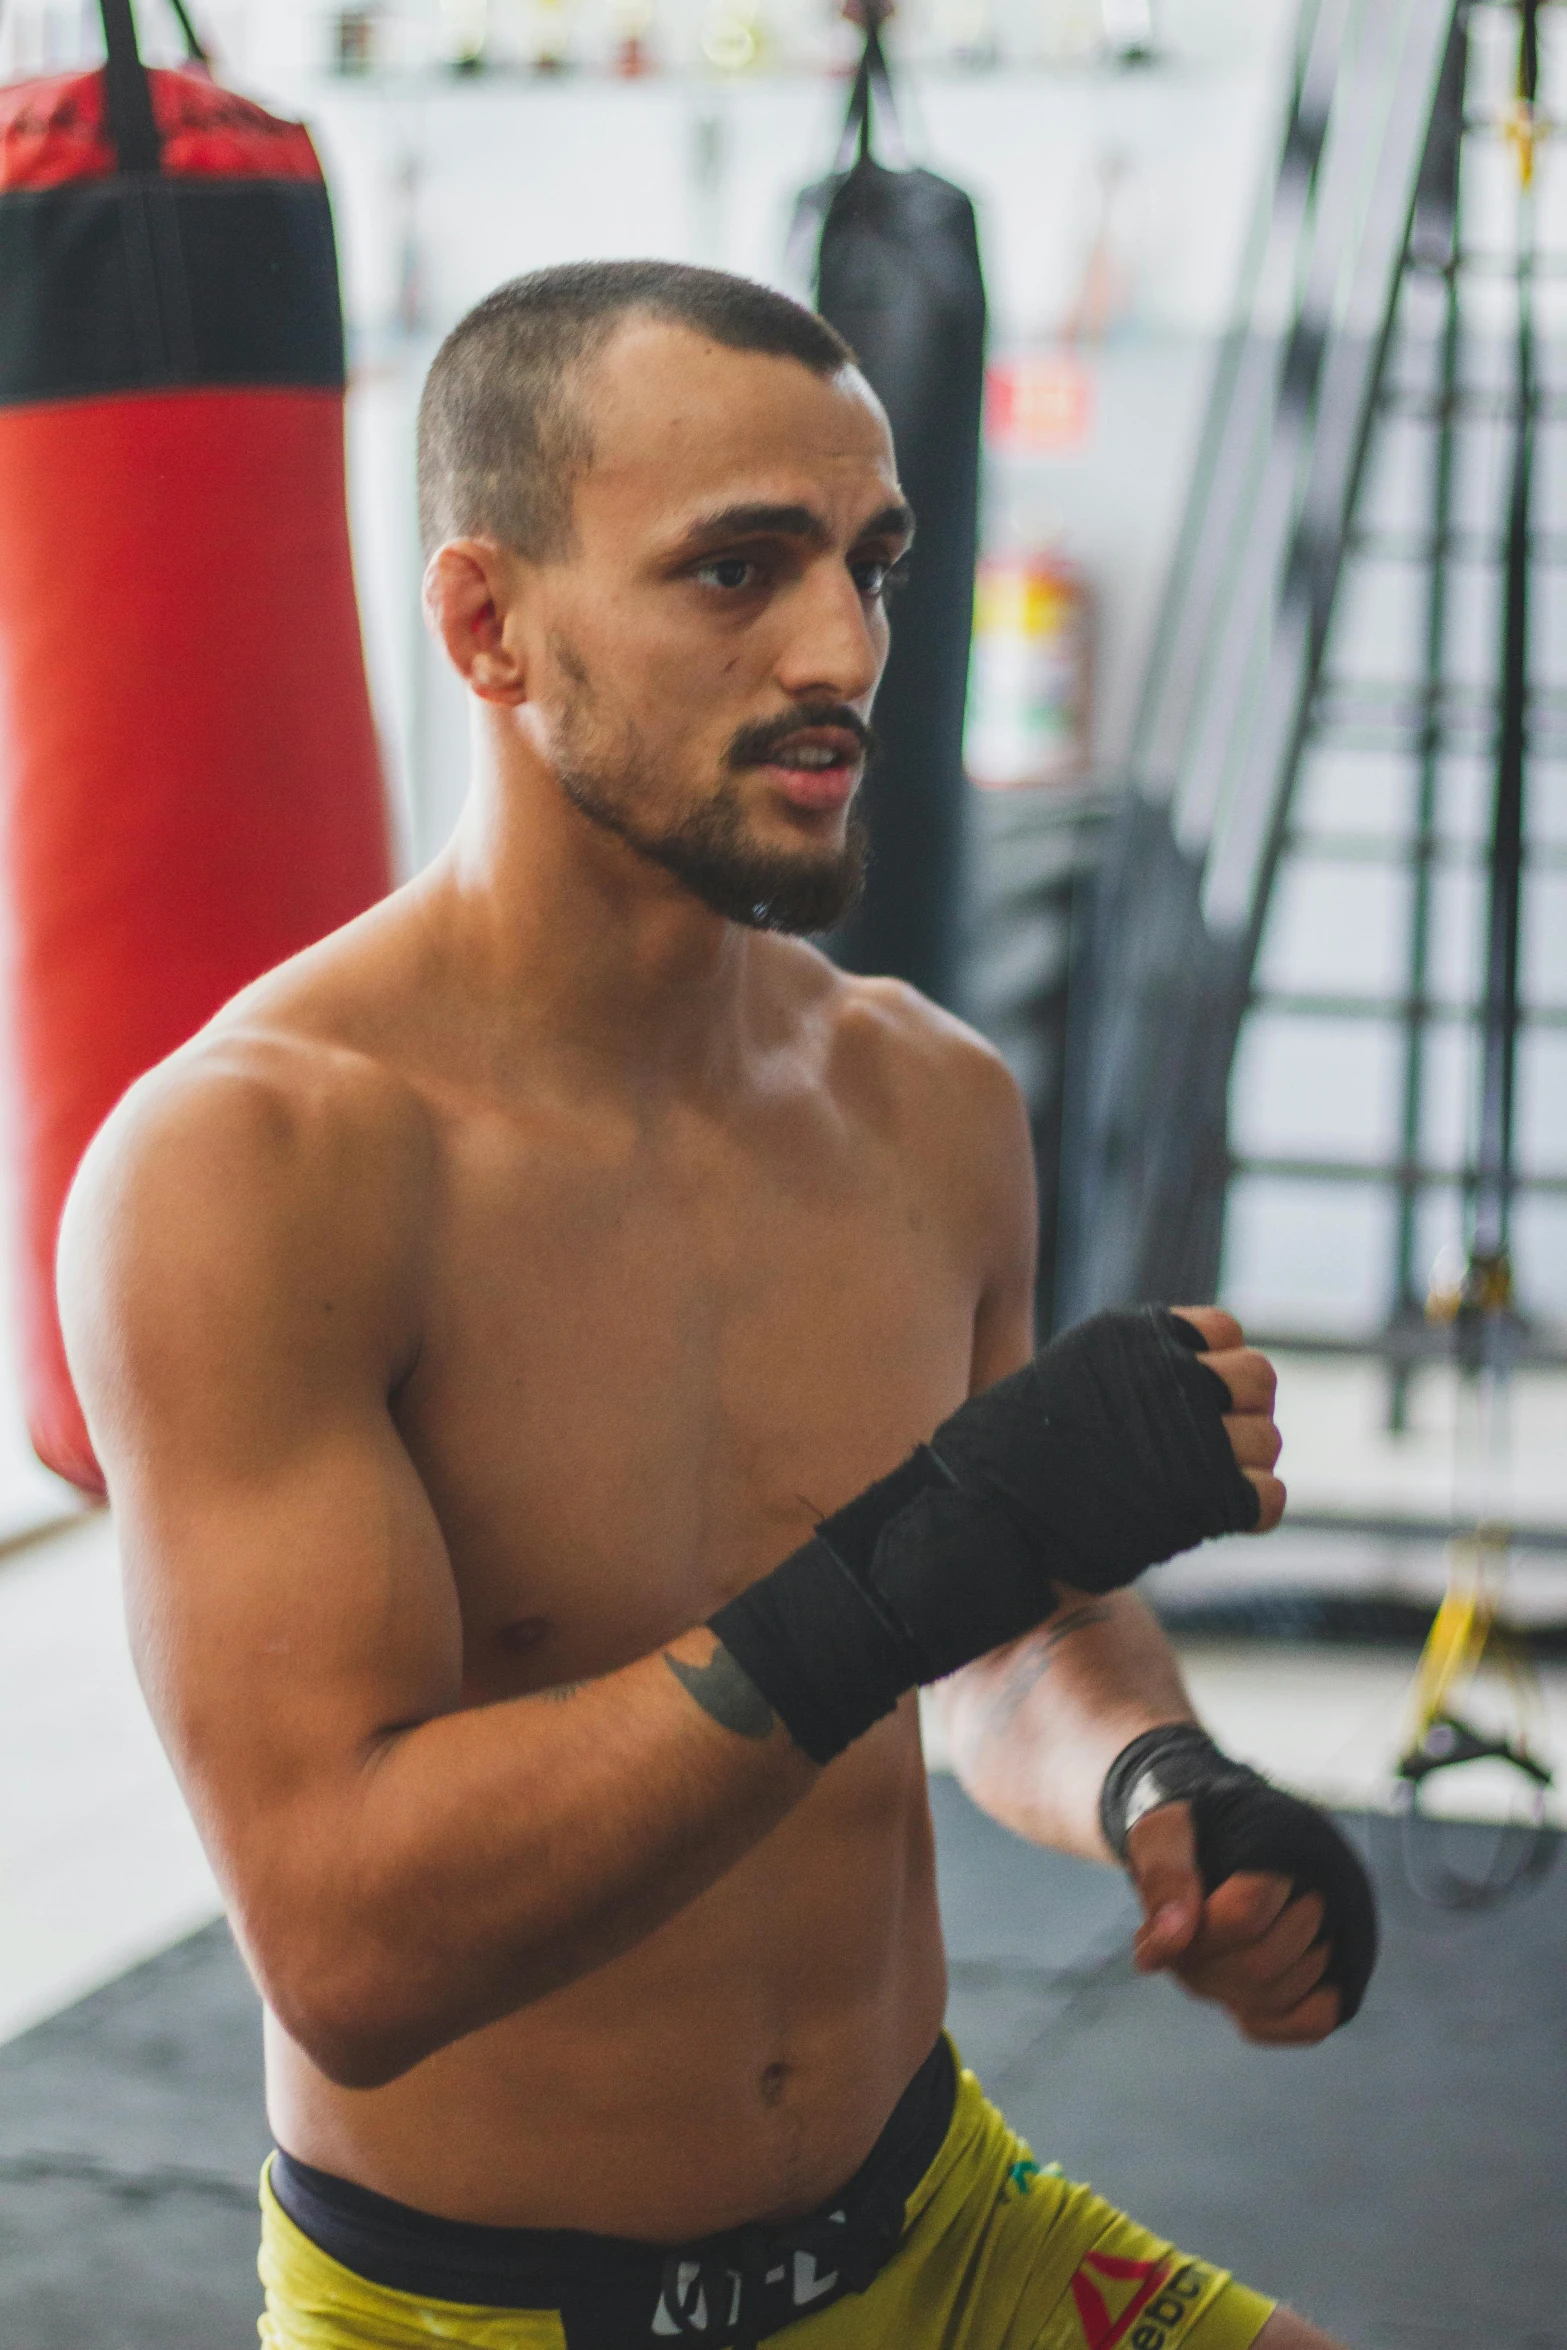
[985,351,1094,453]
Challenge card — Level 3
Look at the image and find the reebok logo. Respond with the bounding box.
[1072,2252,1207,2350]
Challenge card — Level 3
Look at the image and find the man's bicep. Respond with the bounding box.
[964,1047,1038,1394]
[119,1404,461,1805]
[115,1399,466,2011]
[61,1060,460,1881]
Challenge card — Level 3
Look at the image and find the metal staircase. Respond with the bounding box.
[1059,0,1567,1399]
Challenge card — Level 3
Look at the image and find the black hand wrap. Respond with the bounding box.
[928,1305,1260,1587]
[709,1307,1263,1768]
[1099,1724,1379,2026]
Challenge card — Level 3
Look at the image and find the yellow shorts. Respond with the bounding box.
[258,2054,1276,2350]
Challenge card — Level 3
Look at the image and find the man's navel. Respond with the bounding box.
[759,2060,793,2109]
[494,1614,552,1655]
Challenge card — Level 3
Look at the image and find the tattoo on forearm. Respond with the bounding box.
[665,1646,777,1742]
[1040,1599,1115,1648]
[543,1681,586,1703]
[974,1600,1117,1746]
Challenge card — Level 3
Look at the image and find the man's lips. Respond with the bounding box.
[745,728,865,812]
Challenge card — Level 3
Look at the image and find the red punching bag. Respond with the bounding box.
[0,1,392,1495]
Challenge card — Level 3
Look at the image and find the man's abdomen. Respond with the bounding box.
[263,1710,945,2238]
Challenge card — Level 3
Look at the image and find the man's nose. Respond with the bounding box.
[774,564,884,707]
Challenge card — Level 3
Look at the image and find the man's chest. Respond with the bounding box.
[392,1099,980,1692]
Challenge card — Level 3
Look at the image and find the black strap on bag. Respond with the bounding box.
[89,0,201,379]
[837,8,898,172]
[20,0,211,175]
[165,0,211,63]
[99,0,162,172]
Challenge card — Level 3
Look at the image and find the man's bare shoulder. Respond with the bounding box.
[760,941,1034,1263]
[81,1014,433,1214]
[66,879,441,1284]
[59,1010,436,1454]
[794,952,1026,1148]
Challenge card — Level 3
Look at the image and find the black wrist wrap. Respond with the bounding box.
[709,1447,1047,1766]
[929,1306,1261,1590]
[1100,1725,1379,2026]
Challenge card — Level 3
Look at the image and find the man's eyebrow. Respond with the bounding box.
[676,499,916,550]
[857,501,916,545]
[680,502,831,548]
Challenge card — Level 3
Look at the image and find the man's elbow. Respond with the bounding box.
[254,1923,578,2090]
[240,1898,470,2086]
[264,1954,444,2089]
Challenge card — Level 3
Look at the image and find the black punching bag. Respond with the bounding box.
[796,21,986,1009]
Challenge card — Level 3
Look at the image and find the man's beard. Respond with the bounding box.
[552,664,871,936]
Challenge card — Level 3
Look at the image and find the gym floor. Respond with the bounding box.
[2,1767,1563,2349]
[3,1352,1564,2349]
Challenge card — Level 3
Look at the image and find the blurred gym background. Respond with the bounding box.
[0,2,1562,2342]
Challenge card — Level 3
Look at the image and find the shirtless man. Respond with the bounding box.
[59,262,1374,2350]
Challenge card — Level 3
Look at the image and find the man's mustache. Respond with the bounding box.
[726,703,879,772]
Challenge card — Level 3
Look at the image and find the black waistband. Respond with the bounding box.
[270,2035,954,2349]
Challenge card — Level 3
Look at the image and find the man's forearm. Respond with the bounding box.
[243,1628,817,2089]
[933,1588,1196,1862]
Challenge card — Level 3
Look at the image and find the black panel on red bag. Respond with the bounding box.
[0,182,343,403]
[0,0,344,405]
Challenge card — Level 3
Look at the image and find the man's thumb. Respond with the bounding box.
[1124,1800,1205,1972]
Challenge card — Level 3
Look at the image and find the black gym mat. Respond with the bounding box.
[937,1780,1566,2350]
[1,1779,1561,2349]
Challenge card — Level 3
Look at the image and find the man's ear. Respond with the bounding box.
[422,539,529,704]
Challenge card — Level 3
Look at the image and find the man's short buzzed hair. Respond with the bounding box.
[416,260,856,561]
